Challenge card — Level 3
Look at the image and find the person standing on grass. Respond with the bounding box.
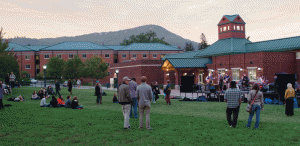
[0,82,4,110]
[153,81,160,102]
[55,80,61,96]
[5,73,10,86]
[164,80,171,105]
[67,79,72,95]
[218,73,223,91]
[9,72,15,88]
[77,79,81,89]
[118,76,132,129]
[136,76,152,130]
[95,82,103,105]
[129,77,138,119]
[246,83,264,129]
[151,82,156,103]
[285,83,295,116]
[224,81,242,128]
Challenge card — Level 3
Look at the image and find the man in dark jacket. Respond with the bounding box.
[55,80,61,96]
[95,82,103,105]
[242,74,250,88]
[118,76,132,129]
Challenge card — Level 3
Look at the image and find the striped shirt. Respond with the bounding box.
[224,88,241,108]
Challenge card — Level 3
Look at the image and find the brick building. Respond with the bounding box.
[162,14,300,89]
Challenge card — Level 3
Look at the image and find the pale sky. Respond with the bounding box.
[1,0,300,44]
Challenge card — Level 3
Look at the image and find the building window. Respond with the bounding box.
[218,69,226,76]
[220,27,222,32]
[296,52,300,59]
[223,26,227,31]
[82,54,87,58]
[25,55,30,60]
[228,26,230,30]
[241,26,243,30]
[153,54,157,58]
[105,54,110,58]
[248,69,257,81]
[234,25,236,30]
[69,54,73,59]
[237,26,240,30]
[56,54,61,58]
[108,72,110,76]
[160,54,166,59]
[132,54,137,58]
[143,54,147,58]
[122,54,126,58]
[44,54,49,59]
[107,63,110,67]
[232,69,240,81]
[25,65,31,69]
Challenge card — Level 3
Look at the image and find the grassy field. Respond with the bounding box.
[0,87,299,146]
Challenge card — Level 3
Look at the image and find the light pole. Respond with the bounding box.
[43,65,47,88]
[115,69,119,89]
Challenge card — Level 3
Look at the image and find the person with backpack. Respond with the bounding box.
[246,83,264,129]
[164,80,171,105]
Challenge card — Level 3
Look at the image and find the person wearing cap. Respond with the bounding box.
[136,76,152,130]
[118,76,132,129]
[129,77,138,119]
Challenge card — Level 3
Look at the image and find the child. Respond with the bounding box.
[40,94,50,107]
[65,96,72,108]
[113,93,118,103]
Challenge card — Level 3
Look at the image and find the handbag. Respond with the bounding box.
[246,91,258,113]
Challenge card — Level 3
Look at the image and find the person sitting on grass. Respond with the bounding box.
[37,90,43,99]
[5,85,12,94]
[31,90,38,100]
[50,96,58,107]
[71,96,83,109]
[113,93,118,103]
[40,94,50,107]
[14,95,24,101]
[65,96,72,108]
[57,95,65,107]
[43,89,49,99]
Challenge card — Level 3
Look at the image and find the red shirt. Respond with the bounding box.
[57,98,65,105]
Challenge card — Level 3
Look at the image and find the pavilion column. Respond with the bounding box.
[175,69,179,90]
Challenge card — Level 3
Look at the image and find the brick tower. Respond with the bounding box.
[218,14,246,40]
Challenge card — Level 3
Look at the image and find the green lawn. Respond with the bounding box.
[0,87,299,145]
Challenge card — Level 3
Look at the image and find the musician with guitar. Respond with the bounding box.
[218,73,224,91]
[206,73,215,91]
[223,73,230,90]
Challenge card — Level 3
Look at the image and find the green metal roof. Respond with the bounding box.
[40,42,112,51]
[218,14,246,25]
[195,38,251,57]
[162,50,204,60]
[6,43,33,51]
[167,58,212,68]
[26,46,48,51]
[105,46,126,50]
[246,36,300,52]
[119,43,183,51]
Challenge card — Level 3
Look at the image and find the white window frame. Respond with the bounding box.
[82,54,87,59]
[69,54,74,59]
[122,54,127,58]
[25,55,30,60]
[153,54,157,58]
[44,54,49,59]
[232,69,240,81]
[105,54,110,58]
[241,26,243,30]
[234,25,236,30]
[296,52,300,59]
[218,69,226,76]
[25,65,31,69]
[143,54,147,58]
[220,27,222,32]
[248,68,257,81]
[56,54,62,58]
[223,26,227,31]
[228,26,230,31]
[132,54,137,58]
[237,26,240,30]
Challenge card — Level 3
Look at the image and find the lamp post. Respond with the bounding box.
[115,69,119,89]
[43,65,47,88]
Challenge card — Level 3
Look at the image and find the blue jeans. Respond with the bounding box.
[152,92,155,103]
[75,105,83,109]
[41,103,50,107]
[130,98,138,118]
[247,104,261,128]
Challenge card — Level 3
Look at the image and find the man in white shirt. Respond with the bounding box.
[40,96,50,107]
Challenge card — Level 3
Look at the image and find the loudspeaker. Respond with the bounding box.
[180,76,195,93]
[276,74,295,102]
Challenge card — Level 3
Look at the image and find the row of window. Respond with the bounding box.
[220,25,243,32]
[44,54,110,59]
[25,63,110,69]
[212,68,257,81]
[122,54,157,58]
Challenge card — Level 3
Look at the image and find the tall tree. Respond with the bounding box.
[81,56,109,80]
[46,56,65,79]
[184,42,195,51]
[63,55,83,79]
[198,33,208,50]
[120,31,170,45]
[0,28,20,81]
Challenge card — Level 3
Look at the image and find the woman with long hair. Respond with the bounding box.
[67,79,72,95]
[71,96,83,109]
[285,83,295,116]
[31,90,38,100]
[246,83,264,129]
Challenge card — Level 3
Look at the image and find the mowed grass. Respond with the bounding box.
[0,87,300,146]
